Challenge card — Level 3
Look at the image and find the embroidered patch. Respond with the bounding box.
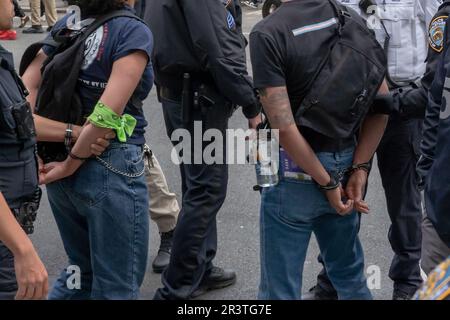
[429,15,448,53]
[226,11,236,29]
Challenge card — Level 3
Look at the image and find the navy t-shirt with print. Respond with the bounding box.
[43,7,153,145]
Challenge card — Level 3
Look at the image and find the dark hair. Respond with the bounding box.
[68,0,126,16]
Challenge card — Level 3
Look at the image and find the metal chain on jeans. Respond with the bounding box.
[95,152,146,178]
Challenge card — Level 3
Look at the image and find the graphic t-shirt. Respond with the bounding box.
[43,7,154,144]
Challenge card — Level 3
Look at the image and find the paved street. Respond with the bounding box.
[2,7,398,300]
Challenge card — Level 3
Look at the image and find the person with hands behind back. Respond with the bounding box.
[250,0,389,300]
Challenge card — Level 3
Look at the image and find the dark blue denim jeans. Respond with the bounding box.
[259,148,372,300]
[47,143,149,300]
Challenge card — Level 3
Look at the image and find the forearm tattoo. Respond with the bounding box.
[260,87,295,129]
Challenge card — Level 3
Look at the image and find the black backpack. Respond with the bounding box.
[294,0,387,139]
[19,10,145,163]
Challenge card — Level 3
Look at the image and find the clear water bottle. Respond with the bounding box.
[252,126,279,188]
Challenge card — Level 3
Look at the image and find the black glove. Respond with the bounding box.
[371,92,401,115]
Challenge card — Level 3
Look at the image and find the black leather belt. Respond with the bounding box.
[159,86,182,103]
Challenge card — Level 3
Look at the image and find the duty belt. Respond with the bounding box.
[12,187,42,235]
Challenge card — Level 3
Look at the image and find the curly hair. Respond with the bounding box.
[67,0,127,16]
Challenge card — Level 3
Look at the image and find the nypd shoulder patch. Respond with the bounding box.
[429,15,448,53]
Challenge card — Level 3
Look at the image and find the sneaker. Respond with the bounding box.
[392,289,414,300]
[23,25,45,34]
[191,267,237,298]
[0,30,17,40]
[243,1,259,9]
[152,229,174,273]
[302,285,338,300]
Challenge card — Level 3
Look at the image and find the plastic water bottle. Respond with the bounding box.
[253,127,279,188]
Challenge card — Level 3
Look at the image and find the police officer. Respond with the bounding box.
[419,1,450,274]
[304,0,442,300]
[0,0,48,300]
[145,0,262,299]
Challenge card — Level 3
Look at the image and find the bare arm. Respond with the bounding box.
[260,86,354,215]
[41,50,149,183]
[346,80,389,213]
[22,50,83,142]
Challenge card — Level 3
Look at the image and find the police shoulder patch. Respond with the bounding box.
[429,15,448,53]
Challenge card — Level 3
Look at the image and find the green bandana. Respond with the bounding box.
[88,102,137,142]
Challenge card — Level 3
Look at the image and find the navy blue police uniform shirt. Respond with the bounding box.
[43,7,154,145]
[424,16,450,247]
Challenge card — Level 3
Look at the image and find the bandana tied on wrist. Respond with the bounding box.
[88,102,137,142]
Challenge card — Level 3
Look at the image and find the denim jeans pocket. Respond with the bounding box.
[277,179,323,225]
[62,157,109,207]
[103,144,146,181]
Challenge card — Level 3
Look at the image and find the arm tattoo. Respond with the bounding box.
[260,87,295,129]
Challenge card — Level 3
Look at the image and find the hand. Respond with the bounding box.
[325,185,354,216]
[14,245,49,300]
[90,131,116,156]
[248,114,263,130]
[40,159,75,185]
[345,169,370,214]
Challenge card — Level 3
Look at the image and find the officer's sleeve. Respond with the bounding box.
[418,26,449,188]
[179,0,260,119]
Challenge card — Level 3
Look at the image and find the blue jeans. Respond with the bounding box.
[46,143,149,300]
[259,148,372,300]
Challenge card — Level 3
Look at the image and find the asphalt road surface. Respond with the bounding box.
[2,7,400,300]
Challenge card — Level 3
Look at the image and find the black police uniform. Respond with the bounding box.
[145,0,260,299]
[0,45,40,300]
[419,1,450,273]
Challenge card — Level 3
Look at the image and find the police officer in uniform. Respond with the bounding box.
[419,0,450,274]
[0,0,48,300]
[306,0,442,300]
[145,0,261,299]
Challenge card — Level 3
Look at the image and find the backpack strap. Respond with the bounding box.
[19,39,60,76]
[76,9,147,44]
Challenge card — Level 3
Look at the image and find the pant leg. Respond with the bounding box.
[29,0,41,26]
[421,214,450,275]
[64,145,149,300]
[46,182,93,300]
[13,0,26,18]
[376,118,423,294]
[42,0,57,26]
[258,180,313,300]
[146,152,179,233]
[313,149,372,300]
[156,98,230,299]
[0,242,17,300]
[314,212,372,300]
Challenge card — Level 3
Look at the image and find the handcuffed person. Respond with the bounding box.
[22,0,154,299]
[250,0,389,300]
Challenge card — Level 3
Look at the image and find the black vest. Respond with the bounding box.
[0,45,38,208]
